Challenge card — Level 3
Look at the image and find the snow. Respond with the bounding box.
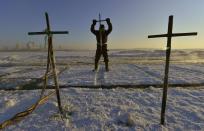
[0,50,204,130]
[0,88,203,130]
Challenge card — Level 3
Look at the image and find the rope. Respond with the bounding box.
[0,36,66,130]
[0,72,55,129]
[44,34,48,49]
[0,90,55,129]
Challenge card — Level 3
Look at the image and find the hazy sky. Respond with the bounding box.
[0,0,203,49]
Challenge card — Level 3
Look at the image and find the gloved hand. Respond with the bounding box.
[106,18,110,23]
[93,19,97,25]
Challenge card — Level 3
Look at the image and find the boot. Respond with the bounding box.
[93,62,98,72]
[105,62,109,72]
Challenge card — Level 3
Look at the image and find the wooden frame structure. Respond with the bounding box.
[28,12,69,114]
[148,15,197,125]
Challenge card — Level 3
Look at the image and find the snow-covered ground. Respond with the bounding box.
[0,87,203,130]
[0,50,204,130]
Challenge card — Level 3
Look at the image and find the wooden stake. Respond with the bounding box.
[148,15,197,125]
[28,12,68,115]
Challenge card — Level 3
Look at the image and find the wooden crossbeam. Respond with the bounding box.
[171,32,197,37]
[148,32,197,38]
[28,12,68,116]
[148,15,197,125]
[28,31,68,35]
[28,12,69,56]
[28,12,68,36]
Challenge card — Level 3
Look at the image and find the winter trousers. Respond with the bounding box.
[94,44,109,71]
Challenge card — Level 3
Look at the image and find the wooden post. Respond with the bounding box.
[28,12,68,115]
[148,15,197,125]
[161,16,173,125]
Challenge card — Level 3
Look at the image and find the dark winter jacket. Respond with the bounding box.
[91,21,112,44]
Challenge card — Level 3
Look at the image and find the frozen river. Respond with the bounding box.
[0,50,204,130]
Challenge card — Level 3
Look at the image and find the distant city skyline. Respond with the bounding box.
[0,0,203,50]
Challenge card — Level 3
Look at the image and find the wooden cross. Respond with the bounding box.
[28,12,68,114]
[148,15,197,125]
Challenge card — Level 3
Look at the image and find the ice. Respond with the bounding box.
[0,49,204,130]
[0,88,203,130]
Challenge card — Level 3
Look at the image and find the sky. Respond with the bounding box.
[0,0,203,50]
